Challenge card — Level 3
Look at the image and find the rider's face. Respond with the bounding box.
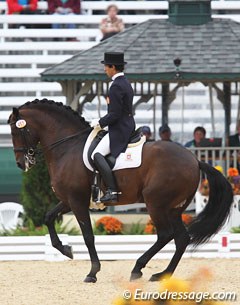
[104,65,116,78]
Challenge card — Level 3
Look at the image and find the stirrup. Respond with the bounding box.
[100,189,119,203]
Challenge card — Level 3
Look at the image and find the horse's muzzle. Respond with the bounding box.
[16,161,25,171]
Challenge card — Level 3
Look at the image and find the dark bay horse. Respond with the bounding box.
[8,99,233,283]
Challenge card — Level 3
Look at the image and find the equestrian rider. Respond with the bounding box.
[91,52,136,203]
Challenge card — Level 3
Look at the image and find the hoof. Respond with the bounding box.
[149,273,162,282]
[84,276,97,283]
[149,272,166,282]
[130,271,143,281]
[63,245,73,259]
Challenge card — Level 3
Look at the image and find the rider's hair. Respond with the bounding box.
[107,64,124,72]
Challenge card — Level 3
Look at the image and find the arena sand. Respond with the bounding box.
[0,258,239,305]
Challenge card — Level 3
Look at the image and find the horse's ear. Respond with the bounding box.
[12,107,19,117]
[8,107,19,124]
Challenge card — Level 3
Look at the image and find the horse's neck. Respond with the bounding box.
[25,108,88,150]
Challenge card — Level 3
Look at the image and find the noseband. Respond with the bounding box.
[10,119,37,171]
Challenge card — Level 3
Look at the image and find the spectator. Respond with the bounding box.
[228,121,240,170]
[100,4,124,41]
[184,126,206,148]
[141,126,154,142]
[159,124,172,141]
[7,0,38,15]
[228,121,240,147]
[7,0,43,30]
[47,0,80,30]
[159,124,182,145]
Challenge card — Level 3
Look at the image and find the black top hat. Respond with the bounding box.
[101,52,127,65]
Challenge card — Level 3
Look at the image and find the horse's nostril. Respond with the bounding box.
[16,162,22,169]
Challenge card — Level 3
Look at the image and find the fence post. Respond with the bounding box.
[218,232,230,257]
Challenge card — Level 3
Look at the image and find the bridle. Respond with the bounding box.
[10,116,91,171]
[10,119,38,171]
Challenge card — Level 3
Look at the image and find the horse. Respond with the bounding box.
[8,98,233,283]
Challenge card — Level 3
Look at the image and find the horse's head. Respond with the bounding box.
[8,107,39,172]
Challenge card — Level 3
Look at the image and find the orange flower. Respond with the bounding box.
[182,213,193,225]
[199,179,209,196]
[227,167,239,177]
[95,216,123,234]
[144,218,156,234]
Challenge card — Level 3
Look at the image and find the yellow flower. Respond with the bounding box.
[160,276,190,292]
[159,275,192,305]
[214,165,223,174]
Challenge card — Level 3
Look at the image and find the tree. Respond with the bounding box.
[20,151,58,226]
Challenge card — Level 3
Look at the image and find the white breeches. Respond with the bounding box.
[91,133,111,160]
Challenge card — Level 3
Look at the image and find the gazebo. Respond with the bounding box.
[41,0,240,138]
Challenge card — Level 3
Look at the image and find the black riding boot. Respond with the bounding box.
[93,152,118,203]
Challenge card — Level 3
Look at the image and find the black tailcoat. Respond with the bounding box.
[99,75,135,158]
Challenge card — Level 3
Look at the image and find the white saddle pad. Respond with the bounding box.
[83,127,146,172]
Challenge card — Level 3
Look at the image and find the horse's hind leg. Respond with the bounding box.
[45,201,73,259]
[149,213,190,281]
[130,222,174,281]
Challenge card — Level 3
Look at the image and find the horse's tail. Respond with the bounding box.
[188,161,233,246]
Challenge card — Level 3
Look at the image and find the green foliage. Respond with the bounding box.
[123,221,145,235]
[230,226,240,233]
[93,223,108,235]
[20,151,59,226]
[0,218,80,236]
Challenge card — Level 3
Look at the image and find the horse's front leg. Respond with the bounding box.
[72,204,101,283]
[45,201,73,259]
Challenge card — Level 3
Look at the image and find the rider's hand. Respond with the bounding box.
[90,119,100,128]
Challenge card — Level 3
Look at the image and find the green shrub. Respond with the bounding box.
[0,218,80,236]
[20,150,59,226]
[123,221,145,235]
[230,226,240,233]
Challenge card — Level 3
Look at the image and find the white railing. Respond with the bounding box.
[189,147,240,176]
[0,233,238,261]
[2,1,168,15]
[1,1,240,15]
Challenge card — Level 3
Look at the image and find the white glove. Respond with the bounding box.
[90,118,100,128]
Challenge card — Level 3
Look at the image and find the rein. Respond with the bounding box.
[43,128,91,152]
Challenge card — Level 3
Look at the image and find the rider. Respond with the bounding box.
[91,52,135,203]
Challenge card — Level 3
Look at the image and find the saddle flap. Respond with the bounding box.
[83,127,146,172]
[87,129,108,169]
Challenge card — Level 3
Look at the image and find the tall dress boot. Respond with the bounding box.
[93,152,118,203]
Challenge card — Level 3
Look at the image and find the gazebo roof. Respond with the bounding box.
[41,17,240,83]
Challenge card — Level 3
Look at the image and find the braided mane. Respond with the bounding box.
[19,98,90,128]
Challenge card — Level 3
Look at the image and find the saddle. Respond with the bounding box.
[87,128,142,170]
[85,128,144,208]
